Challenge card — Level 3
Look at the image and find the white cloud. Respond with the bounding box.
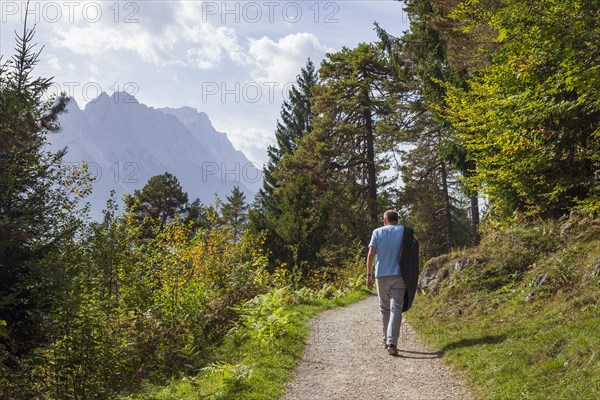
[49,1,251,70]
[50,23,167,64]
[47,54,60,70]
[227,127,272,165]
[248,33,331,83]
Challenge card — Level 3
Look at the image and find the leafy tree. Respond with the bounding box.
[0,18,87,360]
[444,0,600,217]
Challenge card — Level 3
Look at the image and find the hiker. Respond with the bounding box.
[366,209,407,356]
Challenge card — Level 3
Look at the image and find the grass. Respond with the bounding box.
[122,287,369,400]
[406,215,600,399]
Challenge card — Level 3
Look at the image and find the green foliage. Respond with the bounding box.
[274,174,334,278]
[4,184,274,398]
[377,6,480,251]
[124,287,368,400]
[233,288,292,345]
[251,59,318,273]
[444,0,600,218]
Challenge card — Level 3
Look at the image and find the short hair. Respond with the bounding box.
[383,210,398,222]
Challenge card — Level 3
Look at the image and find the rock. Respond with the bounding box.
[454,260,468,271]
[418,253,454,293]
[525,273,549,302]
[589,259,600,279]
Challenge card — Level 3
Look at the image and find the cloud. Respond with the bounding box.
[46,54,60,70]
[248,33,331,83]
[50,23,170,65]
[49,1,250,69]
[227,127,272,165]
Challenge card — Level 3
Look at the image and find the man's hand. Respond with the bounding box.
[366,245,376,291]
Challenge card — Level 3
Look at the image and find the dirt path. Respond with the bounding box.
[281,294,473,400]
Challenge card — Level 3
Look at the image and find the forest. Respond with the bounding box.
[1,0,598,398]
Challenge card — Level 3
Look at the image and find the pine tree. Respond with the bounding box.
[376,1,480,246]
[309,43,401,239]
[124,172,189,237]
[261,58,317,199]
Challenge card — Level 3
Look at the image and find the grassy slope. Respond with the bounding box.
[123,289,368,400]
[406,215,600,399]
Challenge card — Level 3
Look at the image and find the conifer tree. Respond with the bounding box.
[249,59,318,268]
[221,186,248,238]
[124,172,189,237]
[376,1,480,246]
[0,19,85,357]
[309,43,402,239]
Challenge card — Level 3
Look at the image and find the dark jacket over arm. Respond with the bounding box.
[400,226,419,312]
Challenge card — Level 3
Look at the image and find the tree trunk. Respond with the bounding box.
[440,160,455,250]
[466,159,480,245]
[364,107,378,231]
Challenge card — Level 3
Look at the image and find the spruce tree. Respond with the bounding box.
[261,58,317,199]
[249,59,318,268]
[221,186,248,238]
[376,1,480,247]
[0,19,82,357]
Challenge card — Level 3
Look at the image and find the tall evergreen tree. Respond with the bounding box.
[376,0,480,247]
[269,42,409,277]
[221,186,248,238]
[0,19,86,357]
[249,59,318,269]
[261,58,317,199]
[310,43,402,239]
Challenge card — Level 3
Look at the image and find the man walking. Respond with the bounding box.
[366,210,406,356]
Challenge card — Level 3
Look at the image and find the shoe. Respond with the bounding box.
[386,344,398,355]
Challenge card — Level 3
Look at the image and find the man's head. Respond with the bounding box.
[383,210,399,225]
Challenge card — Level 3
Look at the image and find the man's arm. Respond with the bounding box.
[366,246,376,290]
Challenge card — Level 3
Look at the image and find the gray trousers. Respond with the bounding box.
[376,275,406,346]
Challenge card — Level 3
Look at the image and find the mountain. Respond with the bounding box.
[47,92,262,218]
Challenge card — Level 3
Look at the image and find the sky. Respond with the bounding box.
[0,1,410,165]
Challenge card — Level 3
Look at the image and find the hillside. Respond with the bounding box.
[408,212,600,399]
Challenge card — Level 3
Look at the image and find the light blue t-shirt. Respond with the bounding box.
[368,225,404,277]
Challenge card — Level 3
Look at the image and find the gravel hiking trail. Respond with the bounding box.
[281,293,473,400]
